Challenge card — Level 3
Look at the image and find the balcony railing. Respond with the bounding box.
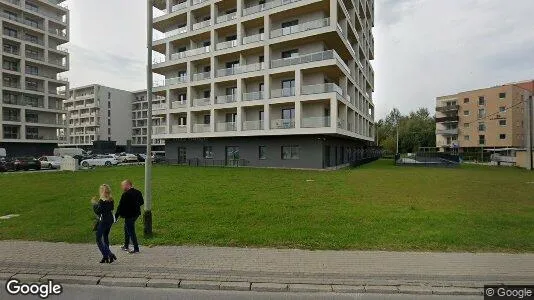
[215,94,236,104]
[192,71,211,81]
[155,25,187,41]
[242,91,264,101]
[216,62,264,77]
[216,39,238,50]
[192,97,210,107]
[171,1,188,12]
[192,0,209,5]
[216,12,237,24]
[271,18,329,38]
[216,122,237,132]
[242,0,301,16]
[152,103,168,111]
[436,105,459,112]
[152,126,167,135]
[301,83,343,96]
[271,118,295,129]
[271,50,341,69]
[436,128,458,135]
[301,116,331,128]
[171,125,187,133]
[242,120,264,130]
[192,124,211,133]
[155,75,188,87]
[171,46,210,60]
[192,19,211,31]
[2,115,20,122]
[242,33,264,44]
[270,87,295,98]
[171,101,187,109]
[436,116,459,123]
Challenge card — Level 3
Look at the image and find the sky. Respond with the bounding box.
[66,0,534,119]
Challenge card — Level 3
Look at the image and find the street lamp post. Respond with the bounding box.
[144,0,153,235]
[512,81,533,171]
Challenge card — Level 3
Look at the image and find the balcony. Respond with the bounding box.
[271,87,295,98]
[2,115,20,122]
[242,0,301,16]
[192,71,211,81]
[171,125,187,133]
[216,62,264,77]
[435,116,459,123]
[242,33,264,45]
[436,105,459,113]
[242,91,264,101]
[271,18,329,38]
[155,75,188,87]
[301,116,330,128]
[301,83,343,96]
[154,25,187,41]
[171,100,187,109]
[152,103,168,111]
[171,46,210,61]
[215,94,236,104]
[171,1,188,12]
[436,128,458,136]
[271,118,295,129]
[216,122,237,132]
[242,120,264,130]
[152,126,167,135]
[192,123,211,133]
[216,12,237,24]
[271,50,345,69]
[192,97,210,107]
[192,0,209,5]
[216,39,238,51]
[192,19,211,31]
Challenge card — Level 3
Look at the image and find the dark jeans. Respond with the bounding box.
[124,217,139,251]
[96,221,112,257]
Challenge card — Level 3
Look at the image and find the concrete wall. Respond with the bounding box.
[516,151,533,169]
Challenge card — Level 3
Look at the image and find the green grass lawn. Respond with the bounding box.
[1,160,533,252]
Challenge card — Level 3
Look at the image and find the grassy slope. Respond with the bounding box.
[1,160,533,252]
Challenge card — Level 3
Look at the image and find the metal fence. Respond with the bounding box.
[395,152,460,167]
[166,158,250,167]
[349,148,382,167]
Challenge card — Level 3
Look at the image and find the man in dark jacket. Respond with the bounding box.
[115,179,144,253]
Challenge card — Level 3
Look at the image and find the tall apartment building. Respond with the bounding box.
[0,0,69,156]
[436,80,534,152]
[150,0,375,168]
[62,86,166,153]
[131,89,166,152]
[62,85,134,150]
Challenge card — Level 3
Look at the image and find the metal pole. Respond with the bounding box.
[527,93,533,170]
[143,0,153,235]
[396,124,399,154]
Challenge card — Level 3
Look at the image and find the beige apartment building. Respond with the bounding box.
[150,0,375,168]
[0,0,69,156]
[436,80,533,152]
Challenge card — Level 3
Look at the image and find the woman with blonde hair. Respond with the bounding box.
[92,184,117,263]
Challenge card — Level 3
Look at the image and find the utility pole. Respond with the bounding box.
[144,0,153,235]
[396,120,399,154]
[527,93,533,170]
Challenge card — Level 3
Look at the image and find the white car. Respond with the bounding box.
[80,155,119,168]
[117,153,138,163]
[39,156,63,169]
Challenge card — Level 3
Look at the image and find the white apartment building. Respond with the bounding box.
[62,84,134,150]
[131,89,166,152]
[0,0,69,156]
[151,0,375,168]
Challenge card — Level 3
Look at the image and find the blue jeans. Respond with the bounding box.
[124,217,139,251]
[96,221,112,257]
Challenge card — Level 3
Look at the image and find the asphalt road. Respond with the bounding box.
[0,282,481,300]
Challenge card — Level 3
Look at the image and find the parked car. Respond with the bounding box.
[39,156,63,169]
[136,153,146,162]
[80,155,119,168]
[153,153,166,163]
[117,153,138,163]
[0,158,15,172]
[13,157,41,171]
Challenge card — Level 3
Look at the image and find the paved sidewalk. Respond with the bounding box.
[1,241,533,295]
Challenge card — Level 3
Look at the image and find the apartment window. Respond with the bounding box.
[107,110,111,117]
[282,146,300,160]
[178,116,187,125]
[179,93,187,101]
[25,112,38,123]
[479,135,485,145]
[464,135,470,141]
[259,56,264,63]
[108,128,111,135]
[226,87,237,96]
[463,110,469,116]
[499,134,506,140]
[26,127,38,139]
[463,98,469,103]
[499,120,506,126]
[464,123,470,128]
[259,111,264,121]
[225,113,237,123]
[203,114,210,124]
[3,125,19,139]
[4,27,17,38]
[281,49,299,59]
[499,92,506,99]
[25,65,38,75]
[25,33,38,44]
[108,101,111,108]
[225,60,239,69]
[259,83,264,92]
[499,106,506,113]
[478,96,485,106]
[26,3,38,11]
[281,79,295,96]
[108,119,111,126]
[478,108,486,118]
[281,20,298,35]
[203,146,214,159]
[478,123,486,132]
[259,146,267,160]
